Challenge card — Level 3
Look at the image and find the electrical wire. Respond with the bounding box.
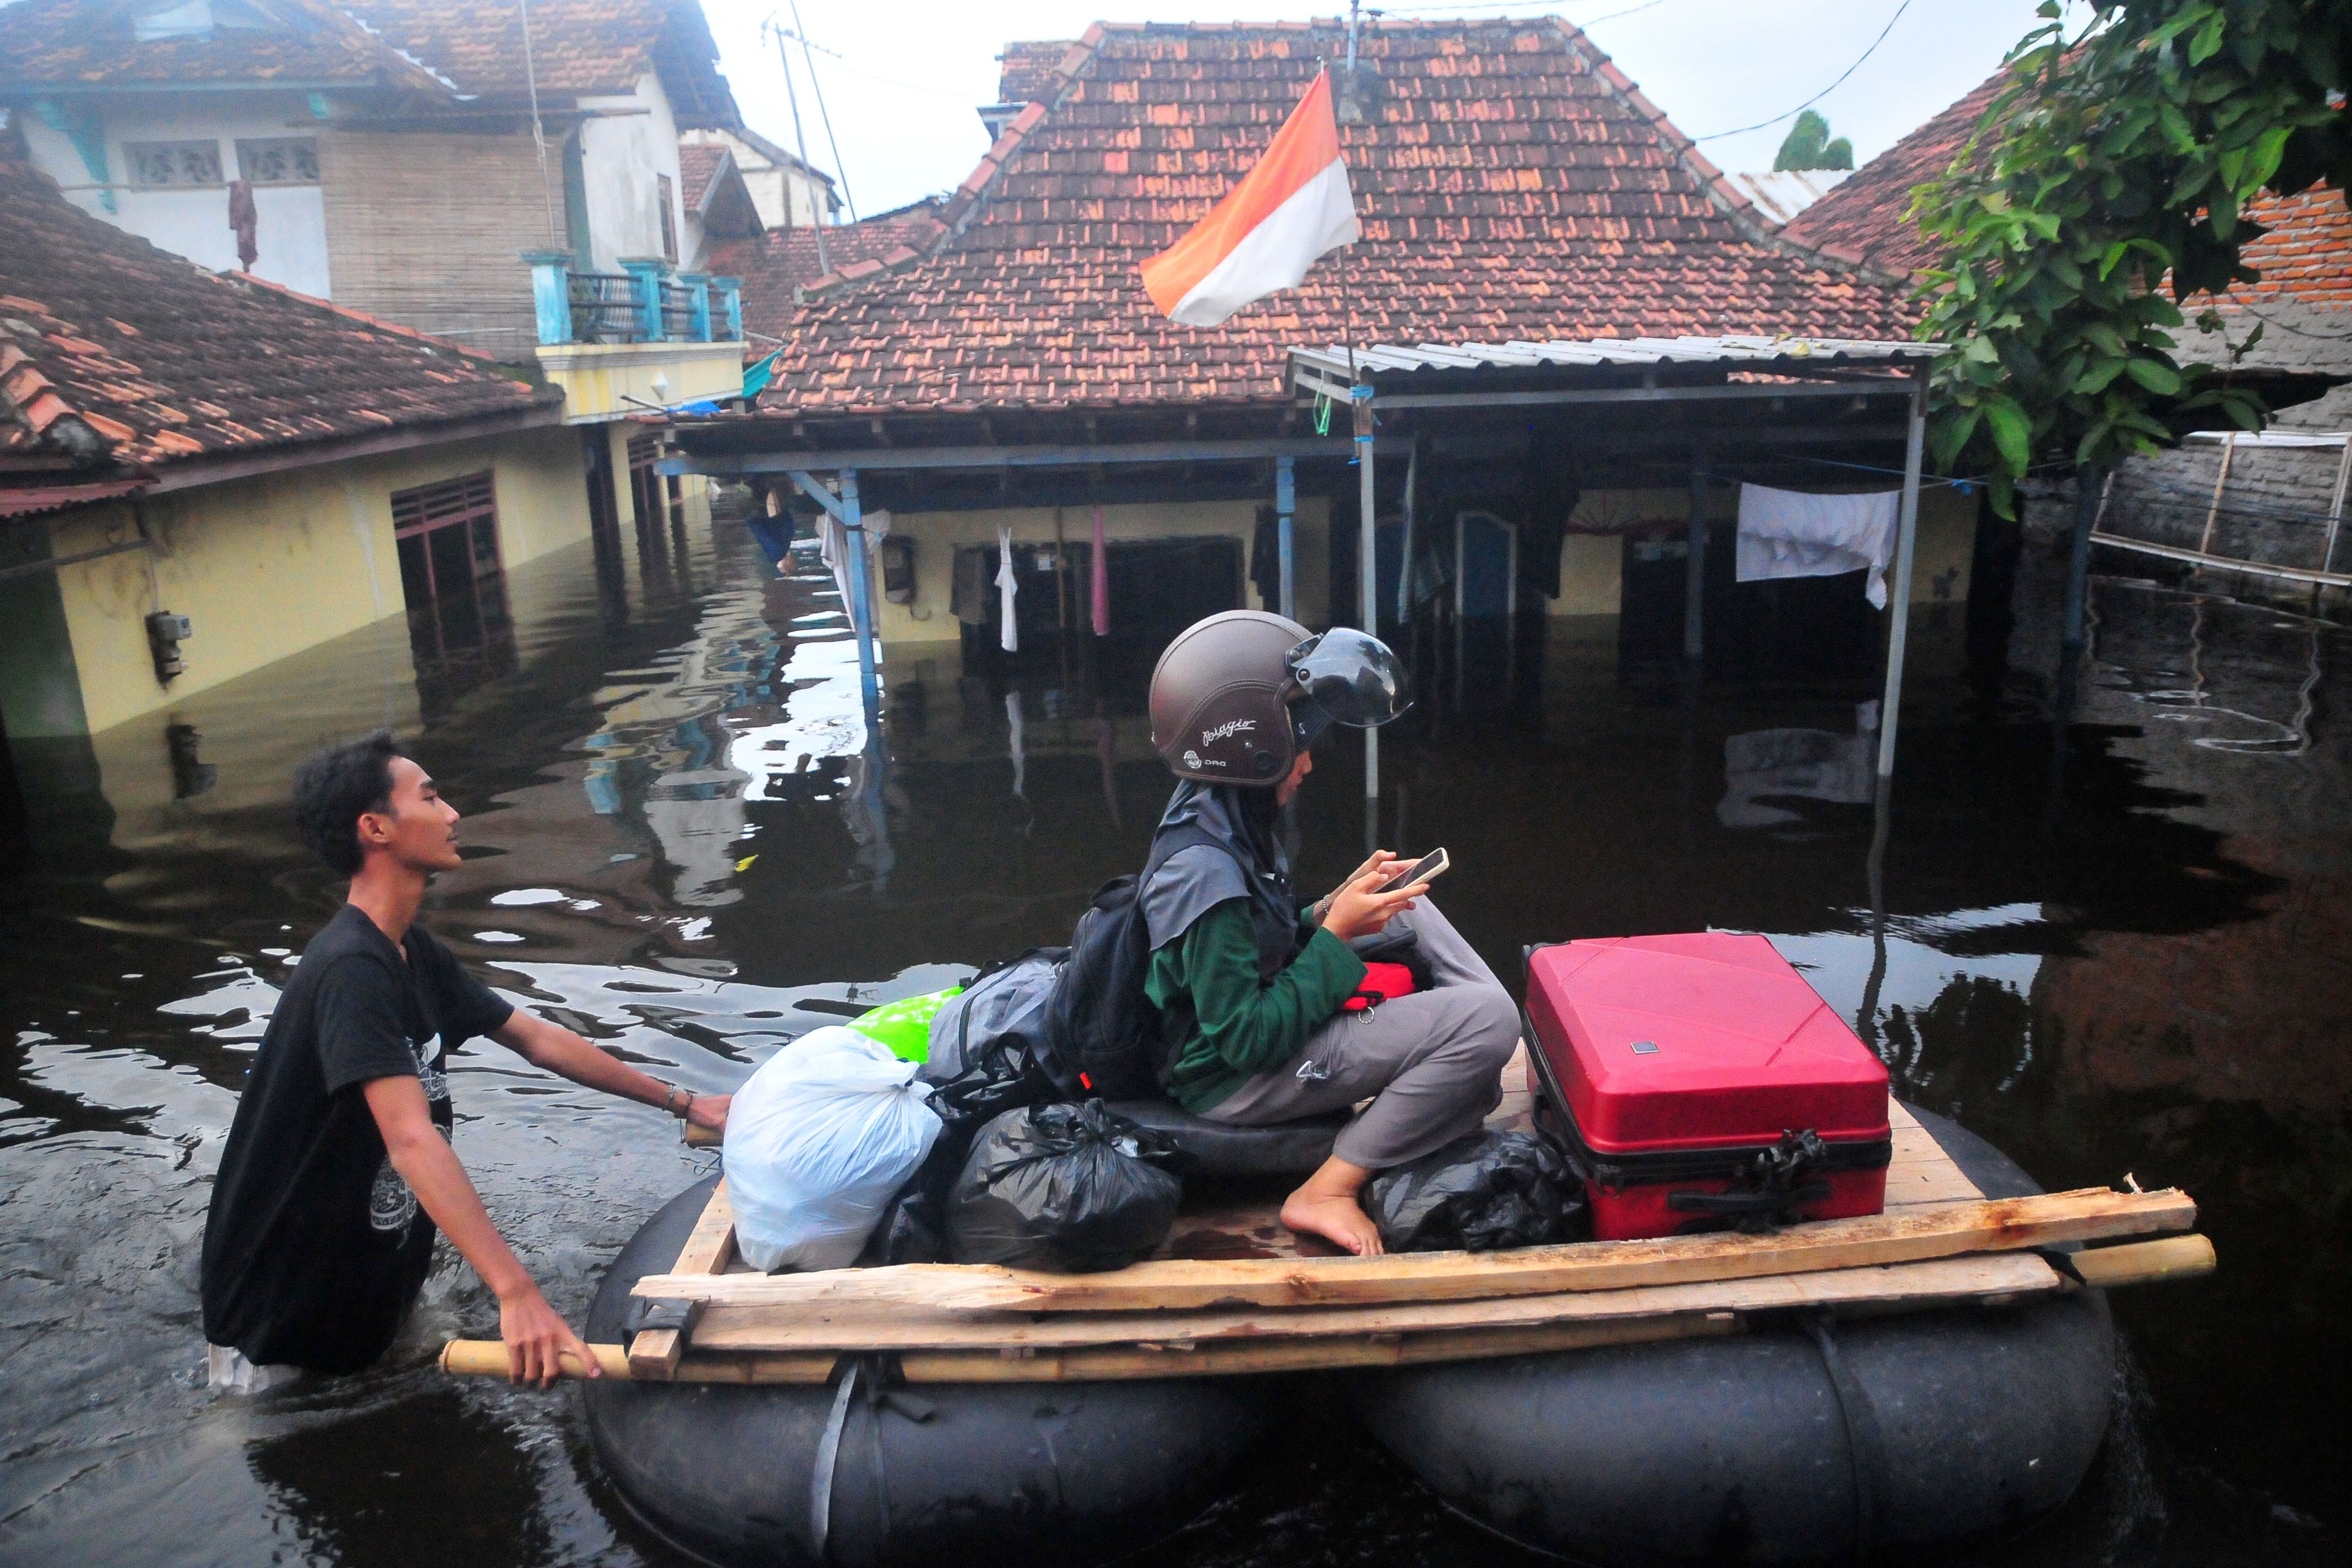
[788,0,858,224]
[516,0,559,246]
[1692,0,1916,141]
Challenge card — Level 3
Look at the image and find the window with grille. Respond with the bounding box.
[657,173,678,263]
[391,472,502,608]
[235,137,319,186]
[125,140,224,188]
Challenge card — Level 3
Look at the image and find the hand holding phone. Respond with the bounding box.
[1384,847,1449,891]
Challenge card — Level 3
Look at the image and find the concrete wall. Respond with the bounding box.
[681,129,837,231]
[17,89,332,296]
[868,496,1333,645]
[578,73,687,271]
[43,424,593,734]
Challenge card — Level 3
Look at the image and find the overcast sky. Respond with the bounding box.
[702,1,2073,221]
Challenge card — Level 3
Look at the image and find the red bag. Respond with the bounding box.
[1523,933,1890,1240]
[1341,961,1418,1012]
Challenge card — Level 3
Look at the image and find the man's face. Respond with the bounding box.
[1275,747,1314,806]
[358,756,464,873]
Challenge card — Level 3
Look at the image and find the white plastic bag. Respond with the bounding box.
[726,1025,943,1272]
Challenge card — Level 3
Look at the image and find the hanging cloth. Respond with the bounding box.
[995,526,1020,652]
[1090,504,1110,636]
[1005,690,1027,799]
[1735,484,1901,608]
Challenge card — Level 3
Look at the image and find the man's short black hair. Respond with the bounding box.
[292,731,408,875]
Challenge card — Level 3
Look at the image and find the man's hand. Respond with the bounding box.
[498,1278,598,1387]
[1322,862,1429,943]
[685,1093,730,1134]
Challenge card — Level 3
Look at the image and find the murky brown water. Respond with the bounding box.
[2,508,2344,1566]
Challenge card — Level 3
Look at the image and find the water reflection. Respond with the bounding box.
[0,507,2346,1565]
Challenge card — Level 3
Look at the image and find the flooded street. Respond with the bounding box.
[2,508,2344,1567]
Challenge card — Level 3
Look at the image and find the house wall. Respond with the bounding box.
[14,89,332,296]
[1548,483,1976,609]
[681,128,836,229]
[869,497,1333,645]
[317,128,568,361]
[42,423,592,733]
[577,73,687,271]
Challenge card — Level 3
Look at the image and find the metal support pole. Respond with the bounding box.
[1684,453,1708,665]
[1355,386,1379,806]
[2321,438,2350,578]
[839,468,881,724]
[2060,460,2103,662]
[1874,372,1929,782]
[1396,439,1418,624]
[1275,455,1297,620]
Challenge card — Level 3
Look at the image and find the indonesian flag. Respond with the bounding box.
[1141,69,1360,327]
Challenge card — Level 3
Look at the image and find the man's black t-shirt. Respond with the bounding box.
[200,905,513,1373]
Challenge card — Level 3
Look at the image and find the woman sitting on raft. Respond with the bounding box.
[1140,612,1521,1255]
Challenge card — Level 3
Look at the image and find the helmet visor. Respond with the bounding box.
[1284,628,1412,731]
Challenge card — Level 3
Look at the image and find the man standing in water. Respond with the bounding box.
[200,732,730,1389]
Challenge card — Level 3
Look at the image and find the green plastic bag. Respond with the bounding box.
[848,986,962,1063]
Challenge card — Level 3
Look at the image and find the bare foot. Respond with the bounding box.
[1281,1189,1386,1256]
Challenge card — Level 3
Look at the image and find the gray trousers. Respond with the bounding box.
[1202,896,1520,1170]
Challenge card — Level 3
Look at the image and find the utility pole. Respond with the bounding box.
[769,18,830,275]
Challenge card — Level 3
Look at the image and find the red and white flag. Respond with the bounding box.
[1141,69,1359,327]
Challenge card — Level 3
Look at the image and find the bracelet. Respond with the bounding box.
[657,1081,691,1119]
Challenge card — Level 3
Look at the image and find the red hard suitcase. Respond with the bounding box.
[1523,933,1891,1240]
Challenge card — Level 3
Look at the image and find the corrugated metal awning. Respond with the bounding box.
[1289,334,1940,385]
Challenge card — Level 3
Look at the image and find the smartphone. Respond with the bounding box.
[1385,847,1450,891]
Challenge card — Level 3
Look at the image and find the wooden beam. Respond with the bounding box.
[680,1253,2062,1354]
[632,1186,2195,1315]
[627,1180,735,1379]
[660,436,1385,477]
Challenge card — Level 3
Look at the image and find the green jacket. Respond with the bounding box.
[1146,899,1367,1113]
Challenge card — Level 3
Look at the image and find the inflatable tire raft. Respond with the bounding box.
[584,1175,1276,1568]
[1347,1108,2117,1564]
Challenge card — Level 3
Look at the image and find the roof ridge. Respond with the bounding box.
[796,23,1109,305]
[0,339,106,458]
[1546,15,1914,295]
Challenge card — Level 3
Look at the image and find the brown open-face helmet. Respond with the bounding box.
[1148,611,1411,786]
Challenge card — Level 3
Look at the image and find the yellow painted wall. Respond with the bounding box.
[864,496,1333,645]
[1545,483,1976,612]
[48,424,593,734]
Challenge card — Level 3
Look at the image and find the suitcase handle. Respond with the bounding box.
[1667,1180,1832,1220]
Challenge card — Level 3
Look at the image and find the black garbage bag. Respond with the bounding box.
[946,1101,1191,1272]
[865,1037,1055,1265]
[1365,1130,1587,1253]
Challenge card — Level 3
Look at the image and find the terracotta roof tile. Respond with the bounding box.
[0,0,738,124]
[760,19,1914,416]
[703,198,948,337]
[0,157,557,477]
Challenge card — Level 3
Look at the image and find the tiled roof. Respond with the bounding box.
[704,198,946,336]
[339,0,737,120]
[0,0,738,125]
[679,143,728,211]
[0,157,558,480]
[0,0,449,93]
[1776,72,2006,276]
[756,19,1916,415]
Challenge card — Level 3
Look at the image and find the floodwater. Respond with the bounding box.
[2,503,2344,1567]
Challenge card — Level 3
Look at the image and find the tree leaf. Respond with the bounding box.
[1983,395,2034,476]
[2123,357,2183,396]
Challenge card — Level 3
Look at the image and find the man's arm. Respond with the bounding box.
[361,1074,595,1386]
[489,1009,729,1133]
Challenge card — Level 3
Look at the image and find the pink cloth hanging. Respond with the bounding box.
[1090,504,1110,636]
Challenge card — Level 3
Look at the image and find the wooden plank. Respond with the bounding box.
[635,1186,2193,1314]
[628,1180,736,1380]
[683,1253,2061,1354]
[2074,1233,2216,1288]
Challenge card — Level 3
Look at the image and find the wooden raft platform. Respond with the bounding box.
[439,1053,2214,1386]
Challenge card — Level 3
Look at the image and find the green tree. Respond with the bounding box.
[1774,109,1856,171]
[1914,1,2351,517]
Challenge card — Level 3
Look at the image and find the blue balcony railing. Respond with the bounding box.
[524,253,742,349]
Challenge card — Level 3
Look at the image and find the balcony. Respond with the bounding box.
[523,253,749,426]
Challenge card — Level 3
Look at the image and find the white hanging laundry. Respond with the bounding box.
[995,526,1019,652]
[1736,484,1901,609]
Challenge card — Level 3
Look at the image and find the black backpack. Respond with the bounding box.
[1032,825,1224,1100]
